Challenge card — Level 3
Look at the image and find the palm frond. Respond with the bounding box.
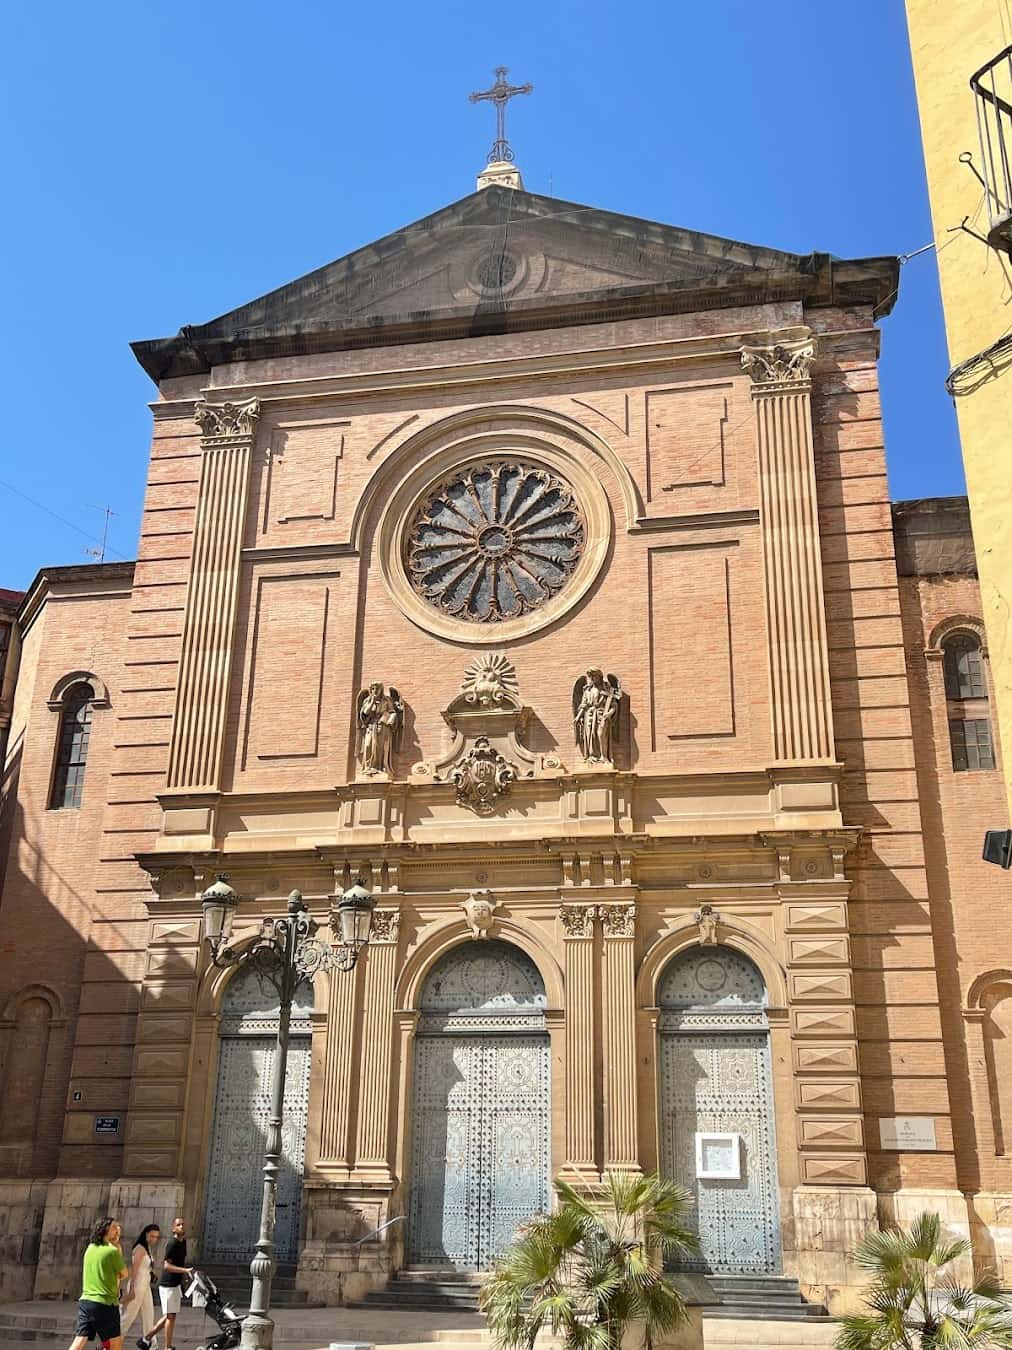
[837,1211,1012,1350]
[835,1312,903,1350]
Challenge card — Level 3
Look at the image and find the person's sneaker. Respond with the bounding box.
[137,1338,151,1350]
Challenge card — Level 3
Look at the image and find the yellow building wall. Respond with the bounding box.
[906,0,1012,821]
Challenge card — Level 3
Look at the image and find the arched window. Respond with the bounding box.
[943,633,987,700]
[941,631,995,773]
[49,681,95,809]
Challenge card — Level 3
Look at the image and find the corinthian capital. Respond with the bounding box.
[740,339,815,387]
[560,904,596,939]
[370,908,401,943]
[194,397,261,440]
[599,903,636,938]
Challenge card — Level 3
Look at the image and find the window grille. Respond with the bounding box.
[943,633,987,700]
[49,683,94,809]
[950,717,996,773]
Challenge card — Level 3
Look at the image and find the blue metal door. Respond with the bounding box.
[659,1030,781,1273]
[408,939,552,1270]
[656,947,781,1275]
[408,1032,550,1269]
[203,961,313,1264]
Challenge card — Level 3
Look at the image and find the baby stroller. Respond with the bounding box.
[185,1268,244,1350]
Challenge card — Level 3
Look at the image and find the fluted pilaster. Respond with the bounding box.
[600,903,639,1171]
[560,904,597,1181]
[742,339,834,762]
[353,908,400,1179]
[319,945,360,1172]
[166,398,260,789]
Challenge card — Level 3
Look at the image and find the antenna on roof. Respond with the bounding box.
[84,505,117,563]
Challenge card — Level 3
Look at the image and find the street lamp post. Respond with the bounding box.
[201,876,375,1350]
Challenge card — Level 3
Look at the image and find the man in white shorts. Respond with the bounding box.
[137,1217,191,1350]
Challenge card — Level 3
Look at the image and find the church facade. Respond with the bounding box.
[0,182,1009,1314]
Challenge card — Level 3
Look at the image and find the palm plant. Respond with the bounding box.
[480,1170,698,1350]
[837,1211,1012,1350]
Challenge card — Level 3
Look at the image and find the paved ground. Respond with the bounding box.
[0,1301,482,1349]
[0,1301,839,1350]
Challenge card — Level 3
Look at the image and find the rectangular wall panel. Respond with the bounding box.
[649,545,735,747]
[645,384,730,497]
[264,420,347,529]
[244,576,331,763]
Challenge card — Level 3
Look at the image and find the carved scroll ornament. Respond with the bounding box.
[600,903,636,938]
[694,904,720,946]
[461,652,520,708]
[740,340,815,386]
[194,397,261,439]
[462,888,500,938]
[449,736,519,815]
[560,904,596,939]
[370,909,401,943]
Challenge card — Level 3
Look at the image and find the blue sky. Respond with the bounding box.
[0,0,959,590]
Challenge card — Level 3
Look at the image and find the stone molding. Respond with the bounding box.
[741,339,815,390]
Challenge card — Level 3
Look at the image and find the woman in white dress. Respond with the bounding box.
[120,1223,161,1347]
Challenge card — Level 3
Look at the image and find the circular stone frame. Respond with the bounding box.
[379,430,612,644]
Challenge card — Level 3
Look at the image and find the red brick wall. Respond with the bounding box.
[899,567,1010,1196]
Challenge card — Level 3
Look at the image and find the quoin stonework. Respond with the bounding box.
[0,180,1008,1315]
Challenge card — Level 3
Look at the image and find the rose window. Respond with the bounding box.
[406,462,585,623]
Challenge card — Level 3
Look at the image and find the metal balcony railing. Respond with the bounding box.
[971,45,1012,251]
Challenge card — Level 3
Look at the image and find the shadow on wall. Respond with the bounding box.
[0,731,175,1302]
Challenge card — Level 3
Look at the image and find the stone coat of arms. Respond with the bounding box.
[450,736,518,815]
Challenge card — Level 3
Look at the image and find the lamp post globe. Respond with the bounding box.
[201,875,239,950]
[336,879,375,950]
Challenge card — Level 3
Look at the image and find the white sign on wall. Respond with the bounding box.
[878,1116,937,1151]
[695,1132,742,1180]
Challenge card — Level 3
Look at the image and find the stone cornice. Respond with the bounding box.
[134,255,897,385]
[146,322,881,420]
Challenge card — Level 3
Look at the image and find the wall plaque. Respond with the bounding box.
[695,1132,742,1180]
[94,1116,120,1135]
[878,1116,937,1151]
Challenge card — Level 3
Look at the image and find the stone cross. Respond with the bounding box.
[469,66,533,163]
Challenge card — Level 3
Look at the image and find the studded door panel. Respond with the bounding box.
[202,1034,311,1263]
[659,1031,781,1274]
[408,1034,550,1269]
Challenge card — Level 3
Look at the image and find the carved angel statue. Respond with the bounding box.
[573,669,623,763]
[356,682,404,777]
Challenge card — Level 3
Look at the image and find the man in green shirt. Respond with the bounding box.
[67,1216,129,1350]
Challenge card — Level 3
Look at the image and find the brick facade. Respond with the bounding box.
[0,188,1008,1310]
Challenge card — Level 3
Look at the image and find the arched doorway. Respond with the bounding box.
[657,946,781,1274]
[408,939,551,1270]
[202,960,313,1264]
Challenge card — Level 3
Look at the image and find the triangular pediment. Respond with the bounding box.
[132,187,898,381]
[206,188,801,331]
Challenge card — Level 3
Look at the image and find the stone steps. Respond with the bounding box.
[357,1272,483,1313]
[702,1276,832,1323]
[199,1262,317,1308]
[358,1270,832,1325]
